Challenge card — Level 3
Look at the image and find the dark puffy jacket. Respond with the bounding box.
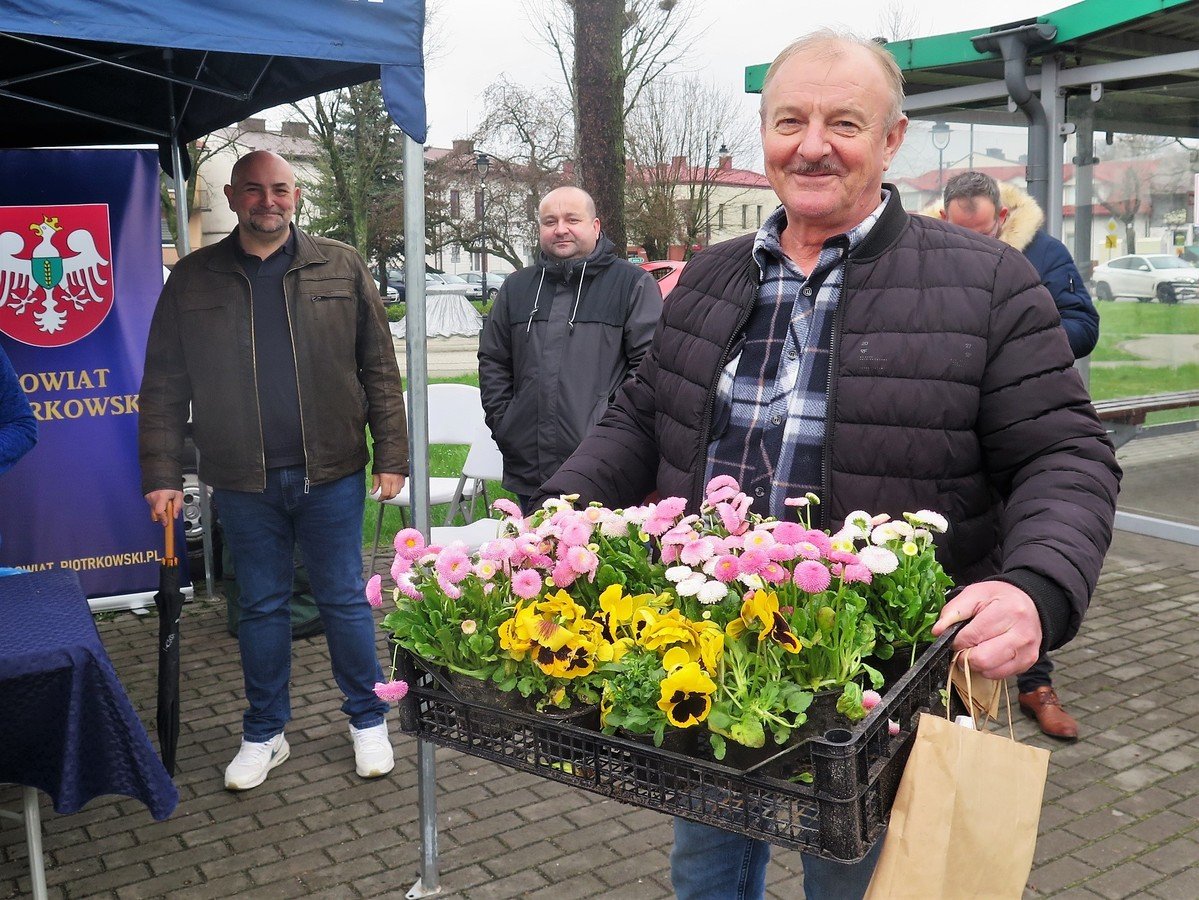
[542,190,1121,652]
[139,227,408,494]
[478,235,661,495]
[923,184,1099,358]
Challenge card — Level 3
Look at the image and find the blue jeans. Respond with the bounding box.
[215,467,387,741]
[671,819,884,899]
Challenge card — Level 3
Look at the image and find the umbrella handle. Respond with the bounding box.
[164,499,176,563]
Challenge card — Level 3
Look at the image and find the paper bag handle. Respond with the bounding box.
[948,650,1014,740]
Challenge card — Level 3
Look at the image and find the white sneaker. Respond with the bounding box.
[350,722,394,778]
[224,733,289,790]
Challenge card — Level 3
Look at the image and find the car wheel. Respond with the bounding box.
[182,473,221,581]
[487,287,499,300]
[1156,283,1178,304]
[1094,282,1113,301]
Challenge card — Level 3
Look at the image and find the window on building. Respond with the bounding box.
[717,204,725,229]
[450,189,460,220]
[741,205,748,228]
[756,206,763,228]
[475,190,484,220]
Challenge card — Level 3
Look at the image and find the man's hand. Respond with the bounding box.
[931,580,1042,679]
[372,473,406,502]
[144,489,184,527]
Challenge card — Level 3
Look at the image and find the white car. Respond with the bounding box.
[461,271,505,301]
[1092,254,1199,304]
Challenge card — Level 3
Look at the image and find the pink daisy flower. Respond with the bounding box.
[738,548,769,575]
[705,475,740,505]
[492,498,523,518]
[716,502,748,536]
[374,680,410,702]
[365,574,383,608]
[680,537,717,567]
[436,577,462,600]
[843,564,873,585]
[761,562,788,585]
[390,556,413,582]
[772,521,804,544]
[862,690,882,711]
[888,719,901,736]
[712,555,741,583]
[793,560,832,593]
[511,569,543,599]
[396,576,421,601]
[558,518,593,547]
[550,559,578,588]
[435,548,472,584]
[393,527,426,560]
[565,545,598,577]
[768,543,797,562]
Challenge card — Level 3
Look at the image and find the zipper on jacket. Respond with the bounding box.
[238,270,270,492]
[281,264,311,488]
[819,264,850,532]
[691,265,758,508]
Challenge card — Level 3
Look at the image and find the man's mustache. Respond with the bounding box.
[791,162,846,176]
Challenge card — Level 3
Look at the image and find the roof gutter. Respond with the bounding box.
[971,23,1057,212]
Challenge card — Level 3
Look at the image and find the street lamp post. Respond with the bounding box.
[475,152,490,298]
[931,122,951,191]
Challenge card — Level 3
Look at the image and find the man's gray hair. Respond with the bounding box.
[943,171,1001,211]
[760,30,905,128]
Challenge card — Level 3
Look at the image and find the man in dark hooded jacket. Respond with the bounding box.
[478,186,661,511]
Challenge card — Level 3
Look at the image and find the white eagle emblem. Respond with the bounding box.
[0,214,110,334]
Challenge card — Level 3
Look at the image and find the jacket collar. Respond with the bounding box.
[538,233,618,282]
[207,224,329,273]
[845,184,909,263]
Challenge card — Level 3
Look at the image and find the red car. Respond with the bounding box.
[639,260,685,299]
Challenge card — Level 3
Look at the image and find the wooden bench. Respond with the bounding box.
[1093,390,1199,448]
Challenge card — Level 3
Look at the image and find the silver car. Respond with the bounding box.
[461,271,505,301]
[1092,254,1199,304]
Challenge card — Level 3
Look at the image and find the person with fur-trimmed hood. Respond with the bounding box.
[926,170,1099,741]
[928,171,1099,358]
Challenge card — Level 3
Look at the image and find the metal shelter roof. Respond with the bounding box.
[744,0,1199,137]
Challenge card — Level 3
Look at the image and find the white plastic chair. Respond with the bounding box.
[429,518,503,553]
[444,424,505,524]
[368,383,488,567]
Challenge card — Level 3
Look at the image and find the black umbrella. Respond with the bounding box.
[154,500,184,776]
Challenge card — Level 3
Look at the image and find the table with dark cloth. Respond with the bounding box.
[0,570,177,820]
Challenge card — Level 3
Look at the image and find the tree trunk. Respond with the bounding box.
[574,0,627,255]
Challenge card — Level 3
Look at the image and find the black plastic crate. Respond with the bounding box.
[396,625,959,862]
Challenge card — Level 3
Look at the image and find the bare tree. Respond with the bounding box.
[523,0,699,120]
[625,76,757,258]
[160,129,247,242]
[873,0,925,41]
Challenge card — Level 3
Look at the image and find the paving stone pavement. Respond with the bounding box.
[1,450,1197,897]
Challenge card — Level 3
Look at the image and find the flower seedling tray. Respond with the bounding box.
[396,624,959,862]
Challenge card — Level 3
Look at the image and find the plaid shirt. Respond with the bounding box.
[705,193,889,518]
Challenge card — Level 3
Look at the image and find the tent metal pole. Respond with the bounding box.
[166,51,214,599]
[402,132,441,899]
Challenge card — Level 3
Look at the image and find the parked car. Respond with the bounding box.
[461,271,506,300]
[1091,254,1199,304]
[639,260,686,298]
[384,269,473,302]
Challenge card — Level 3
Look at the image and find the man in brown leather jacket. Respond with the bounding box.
[139,151,407,791]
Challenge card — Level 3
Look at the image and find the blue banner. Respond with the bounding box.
[0,148,181,597]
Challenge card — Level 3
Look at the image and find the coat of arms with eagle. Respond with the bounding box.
[0,204,113,348]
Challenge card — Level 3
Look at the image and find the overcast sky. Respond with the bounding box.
[422,0,1065,172]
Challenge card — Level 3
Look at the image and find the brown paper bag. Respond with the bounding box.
[950,665,1001,722]
[864,657,1050,900]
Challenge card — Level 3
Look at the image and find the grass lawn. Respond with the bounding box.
[363,371,514,556]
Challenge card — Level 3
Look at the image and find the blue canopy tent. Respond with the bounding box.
[0,2,442,893]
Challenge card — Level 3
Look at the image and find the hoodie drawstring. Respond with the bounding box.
[525,270,547,334]
[567,260,587,333]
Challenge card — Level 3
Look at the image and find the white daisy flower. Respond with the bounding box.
[858,546,899,575]
[697,580,729,605]
[665,565,695,583]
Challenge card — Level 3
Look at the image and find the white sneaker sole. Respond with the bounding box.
[356,756,395,778]
[225,738,291,791]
